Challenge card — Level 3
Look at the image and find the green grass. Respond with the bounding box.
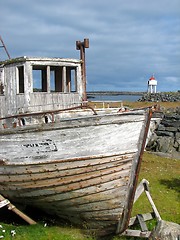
[0,223,95,240]
[0,152,179,240]
[113,152,180,240]
[132,152,180,224]
[89,100,180,110]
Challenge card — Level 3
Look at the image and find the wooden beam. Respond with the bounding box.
[137,214,148,232]
[0,194,36,225]
[121,229,151,238]
[133,178,161,221]
[129,212,155,226]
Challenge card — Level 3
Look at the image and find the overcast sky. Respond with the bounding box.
[1,0,180,92]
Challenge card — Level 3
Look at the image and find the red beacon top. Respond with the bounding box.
[149,76,156,81]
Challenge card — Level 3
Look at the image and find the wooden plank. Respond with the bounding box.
[135,179,161,221]
[0,195,36,225]
[128,212,155,226]
[121,229,151,238]
[0,153,133,178]
[0,199,10,208]
[133,179,149,203]
[1,163,131,190]
[145,189,161,221]
[137,214,148,232]
[0,121,142,165]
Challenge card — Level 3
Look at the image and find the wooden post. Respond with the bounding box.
[0,194,36,225]
[133,179,161,221]
[76,38,89,101]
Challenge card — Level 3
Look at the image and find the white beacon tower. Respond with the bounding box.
[147,75,157,93]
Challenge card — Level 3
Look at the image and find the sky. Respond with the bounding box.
[0,0,180,92]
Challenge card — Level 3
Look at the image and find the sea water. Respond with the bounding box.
[88,94,141,102]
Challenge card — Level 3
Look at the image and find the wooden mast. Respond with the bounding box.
[76,38,89,101]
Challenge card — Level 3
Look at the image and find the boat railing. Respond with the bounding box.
[0,104,97,129]
[89,100,123,109]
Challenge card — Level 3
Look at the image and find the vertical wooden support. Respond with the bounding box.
[76,38,89,101]
[62,66,66,93]
[46,66,51,93]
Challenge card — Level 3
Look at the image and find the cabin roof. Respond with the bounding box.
[0,56,82,66]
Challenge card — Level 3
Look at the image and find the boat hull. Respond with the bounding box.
[0,110,151,235]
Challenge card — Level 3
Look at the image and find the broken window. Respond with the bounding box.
[32,65,78,93]
[66,67,77,92]
[50,66,63,92]
[0,68,4,95]
[33,66,47,92]
[0,82,3,94]
[18,66,24,93]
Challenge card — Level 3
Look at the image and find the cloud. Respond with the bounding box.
[1,0,180,92]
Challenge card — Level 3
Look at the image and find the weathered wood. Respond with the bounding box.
[120,179,162,238]
[133,178,161,221]
[0,115,145,165]
[121,229,151,238]
[145,188,162,221]
[129,212,155,226]
[0,199,10,208]
[0,109,152,236]
[0,109,152,235]
[133,178,149,203]
[0,57,83,121]
[137,214,148,232]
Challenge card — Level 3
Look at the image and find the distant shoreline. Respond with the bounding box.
[87,91,145,96]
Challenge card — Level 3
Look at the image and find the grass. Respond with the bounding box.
[0,223,94,240]
[123,101,180,109]
[0,152,179,240]
[132,152,180,224]
[89,100,180,110]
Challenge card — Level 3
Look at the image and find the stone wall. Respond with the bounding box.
[146,107,180,159]
[138,92,180,102]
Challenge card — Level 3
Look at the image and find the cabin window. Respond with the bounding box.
[33,66,47,92]
[0,82,4,95]
[0,68,4,95]
[66,67,77,92]
[18,66,24,93]
[50,66,63,92]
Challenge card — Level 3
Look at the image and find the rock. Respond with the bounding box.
[175,132,180,140]
[149,220,180,240]
[156,137,174,153]
[165,126,178,132]
[157,124,165,131]
[146,133,158,151]
[146,110,180,157]
[174,138,180,152]
[156,131,174,137]
[173,141,179,149]
[138,92,180,102]
[161,120,180,128]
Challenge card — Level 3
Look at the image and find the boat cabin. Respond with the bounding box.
[0,56,84,120]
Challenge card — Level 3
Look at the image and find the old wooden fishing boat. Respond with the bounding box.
[0,39,153,236]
